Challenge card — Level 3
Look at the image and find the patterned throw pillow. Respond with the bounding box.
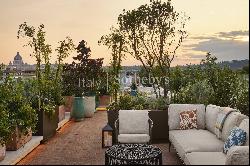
[179,110,198,130]
[223,127,246,154]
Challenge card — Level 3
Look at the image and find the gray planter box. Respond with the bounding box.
[34,108,59,142]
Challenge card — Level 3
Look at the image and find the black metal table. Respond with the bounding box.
[105,144,162,165]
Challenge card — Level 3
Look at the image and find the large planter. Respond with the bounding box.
[64,96,74,112]
[71,97,85,121]
[149,109,169,143]
[33,108,59,142]
[99,95,111,107]
[58,105,66,122]
[84,96,95,118]
[107,110,119,144]
[6,127,32,151]
[0,145,5,161]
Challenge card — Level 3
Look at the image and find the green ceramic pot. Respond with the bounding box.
[71,97,85,121]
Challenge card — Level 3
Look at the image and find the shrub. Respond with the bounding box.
[0,76,37,137]
[107,94,168,111]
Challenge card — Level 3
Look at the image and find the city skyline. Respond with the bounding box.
[0,0,249,66]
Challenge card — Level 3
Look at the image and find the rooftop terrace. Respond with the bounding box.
[17,111,182,165]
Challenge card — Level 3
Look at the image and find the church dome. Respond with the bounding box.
[14,52,22,61]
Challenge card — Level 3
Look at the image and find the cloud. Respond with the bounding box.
[217,30,249,39]
[183,30,249,62]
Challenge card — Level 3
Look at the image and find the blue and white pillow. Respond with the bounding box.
[223,127,246,154]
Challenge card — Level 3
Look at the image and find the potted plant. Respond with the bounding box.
[146,97,169,143]
[83,57,103,118]
[71,40,104,118]
[54,36,75,119]
[62,64,85,121]
[17,23,76,140]
[17,23,58,141]
[61,68,75,114]
[1,77,37,151]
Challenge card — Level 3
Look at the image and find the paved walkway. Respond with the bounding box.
[18,111,182,165]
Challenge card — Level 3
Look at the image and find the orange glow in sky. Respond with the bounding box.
[0,0,248,66]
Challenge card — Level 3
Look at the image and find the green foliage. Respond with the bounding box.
[169,53,249,116]
[99,28,126,101]
[0,104,11,146]
[118,0,190,97]
[62,40,104,97]
[97,71,110,96]
[17,23,73,117]
[0,63,5,79]
[107,94,168,111]
[177,80,214,105]
[54,36,75,98]
[147,97,169,110]
[0,77,37,144]
[231,75,249,116]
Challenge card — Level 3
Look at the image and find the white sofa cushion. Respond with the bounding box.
[221,111,248,142]
[168,104,206,130]
[184,152,226,165]
[206,105,222,135]
[239,119,249,146]
[118,134,150,143]
[119,110,149,134]
[169,129,224,160]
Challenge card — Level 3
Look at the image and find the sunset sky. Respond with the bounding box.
[0,0,249,66]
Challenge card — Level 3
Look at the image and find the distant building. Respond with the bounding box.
[4,52,36,78]
[3,52,57,79]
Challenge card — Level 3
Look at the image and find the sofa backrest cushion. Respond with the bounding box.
[239,119,249,146]
[119,110,149,134]
[168,104,206,130]
[221,110,248,142]
[206,105,221,135]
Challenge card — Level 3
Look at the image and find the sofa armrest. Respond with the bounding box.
[225,146,249,165]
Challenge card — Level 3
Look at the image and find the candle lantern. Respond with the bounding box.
[102,124,113,148]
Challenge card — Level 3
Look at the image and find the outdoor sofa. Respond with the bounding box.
[168,104,249,165]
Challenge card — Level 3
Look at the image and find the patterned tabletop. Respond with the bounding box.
[105,144,162,165]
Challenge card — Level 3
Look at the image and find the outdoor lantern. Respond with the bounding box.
[102,124,113,148]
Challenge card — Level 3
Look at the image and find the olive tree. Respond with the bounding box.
[99,27,126,102]
[17,22,52,111]
[118,0,189,97]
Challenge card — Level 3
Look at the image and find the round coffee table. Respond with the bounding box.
[105,144,162,165]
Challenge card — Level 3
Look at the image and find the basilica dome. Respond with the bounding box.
[14,52,22,61]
